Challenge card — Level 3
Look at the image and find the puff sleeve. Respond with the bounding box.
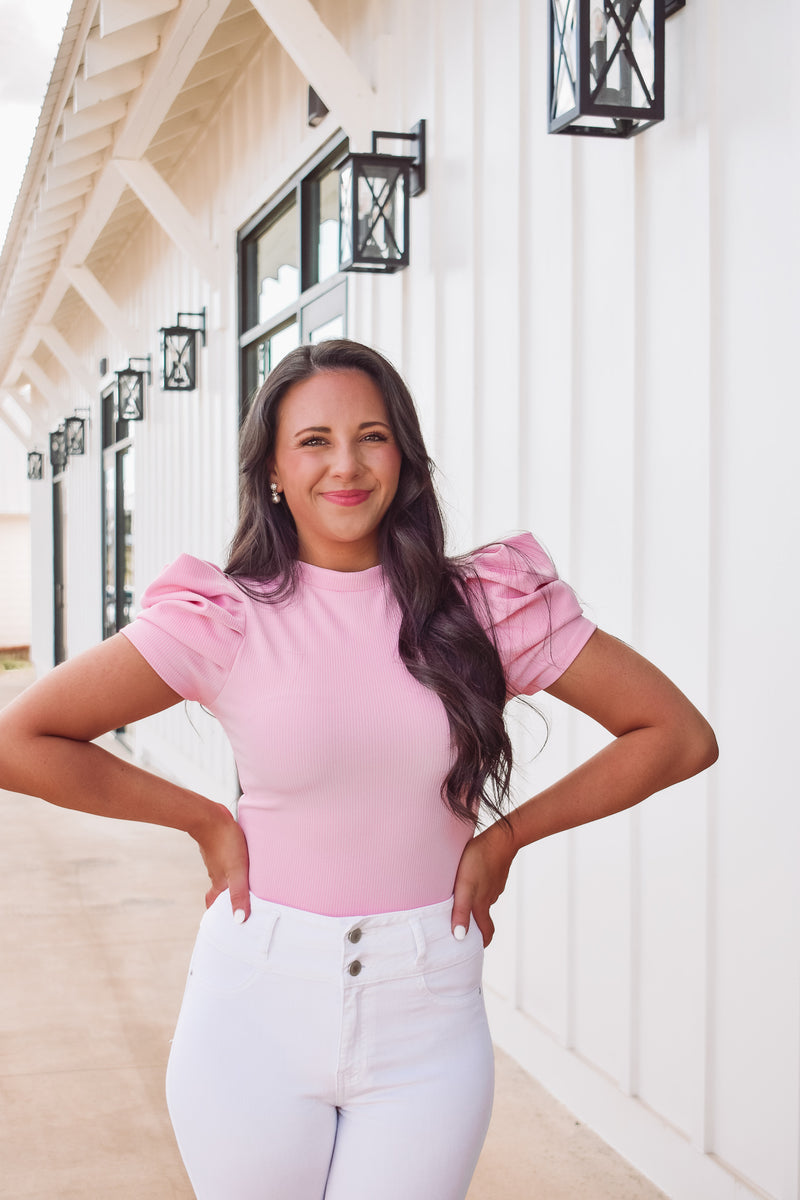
[120,554,246,706]
[467,533,596,697]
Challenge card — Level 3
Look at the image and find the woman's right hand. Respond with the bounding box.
[191,803,251,921]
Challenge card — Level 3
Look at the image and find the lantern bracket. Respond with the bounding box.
[172,309,207,346]
[124,356,152,383]
[370,120,426,196]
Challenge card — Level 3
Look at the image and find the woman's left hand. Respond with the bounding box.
[451,824,516,947]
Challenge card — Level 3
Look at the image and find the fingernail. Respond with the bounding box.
[233,908,246,925]
[453,925,467,941]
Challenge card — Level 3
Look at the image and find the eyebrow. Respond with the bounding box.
[292,421,391,437]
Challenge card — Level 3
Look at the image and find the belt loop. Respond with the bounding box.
[410,916,426,965]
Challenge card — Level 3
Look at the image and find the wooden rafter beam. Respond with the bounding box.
[247,0,378,149]
[60,265,142,350]
[18,360,63,425]
[17,0,231,359]
[0,387,42,447]
[0,402,32,449]
[34,326,97,397]
[111,158,221,288]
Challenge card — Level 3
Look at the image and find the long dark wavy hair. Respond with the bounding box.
[226,339,513,825]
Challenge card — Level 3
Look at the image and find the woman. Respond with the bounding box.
[0,340,717,1199]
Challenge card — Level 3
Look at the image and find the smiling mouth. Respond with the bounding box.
[321,490,372,506]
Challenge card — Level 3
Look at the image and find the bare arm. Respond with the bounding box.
[0,634,251,918]
[452,629,718,945]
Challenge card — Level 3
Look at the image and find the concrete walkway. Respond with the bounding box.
[0,667,666,1199]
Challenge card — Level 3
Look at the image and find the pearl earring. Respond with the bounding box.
[270,483,281,505]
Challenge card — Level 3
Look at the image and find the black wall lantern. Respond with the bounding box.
[549,0,673,139]
[159,309,206,392]
[65,409,90,456]
[49,426,67,472]
[116,356,151,421]
[338,120,426,274]
[27,450,44,480]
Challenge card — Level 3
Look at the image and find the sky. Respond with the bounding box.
[0,0,72,250]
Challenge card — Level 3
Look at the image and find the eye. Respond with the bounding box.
[362,431,389,442]
[300,436,328,447]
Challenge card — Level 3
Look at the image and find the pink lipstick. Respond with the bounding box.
[321,490,371,506]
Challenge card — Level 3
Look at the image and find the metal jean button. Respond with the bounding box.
[347,928,362,944]
[348,960,362,976]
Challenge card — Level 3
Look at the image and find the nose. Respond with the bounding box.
[329,440,363,480]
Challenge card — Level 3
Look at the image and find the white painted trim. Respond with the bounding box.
[99,0,179,38]
[72,64,145,113]
[61,97,129,141]
[51,127,115,167]
[485,992,770,1200]
[84,20,162,80]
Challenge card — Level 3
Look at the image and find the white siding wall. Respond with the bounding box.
[22,1,799,1196]
[0,422,31,650]
[0,516,31,648]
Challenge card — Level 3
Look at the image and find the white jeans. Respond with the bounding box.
[166,892,495,1200]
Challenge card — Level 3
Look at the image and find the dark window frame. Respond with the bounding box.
[100,385,134,643]
[237,138,349,421]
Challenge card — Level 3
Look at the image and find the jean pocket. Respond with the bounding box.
[187,929,265,997]
[418,948,484,1004]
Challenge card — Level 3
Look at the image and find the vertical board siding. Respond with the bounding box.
[19,0,800,1196]
[708,15,800,1186]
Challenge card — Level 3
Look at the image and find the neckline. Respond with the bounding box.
[297,559,385,592]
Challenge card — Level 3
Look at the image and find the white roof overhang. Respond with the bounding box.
[0,0,381,447]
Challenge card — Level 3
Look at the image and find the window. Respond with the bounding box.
[238,142,348,419]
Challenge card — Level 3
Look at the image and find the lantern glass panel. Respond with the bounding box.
[357,162,407,266]
[339,163,354,266]
[589,0,656,111]
[256,203,299,326]
[162,328,197,391]
[552,0,579,122]
[27,452,43,480]
[65,417,85,455]
[118,371,144,421]
[49,430,67,471]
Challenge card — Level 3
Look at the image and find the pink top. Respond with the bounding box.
[121,533,595,916]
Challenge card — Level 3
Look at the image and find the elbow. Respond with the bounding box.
[0,717,35,792]
[681,715,719,779]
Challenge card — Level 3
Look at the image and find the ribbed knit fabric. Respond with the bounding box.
[121,533,595,916]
